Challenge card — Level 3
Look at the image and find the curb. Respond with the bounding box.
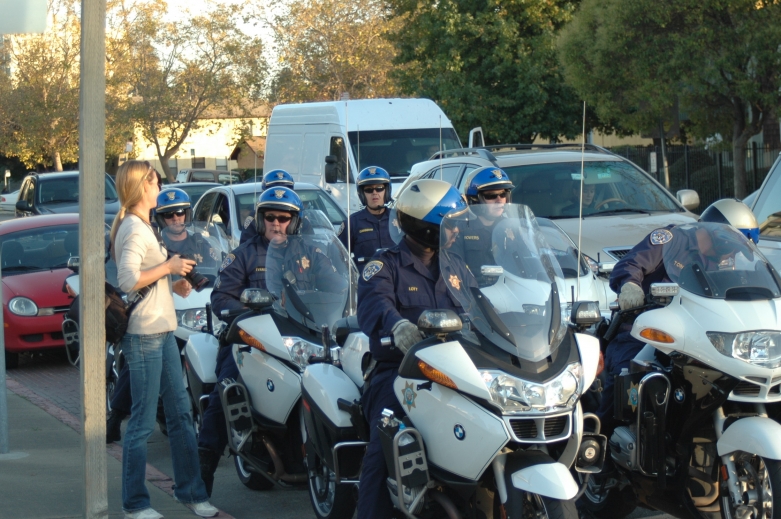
[5,377,235,519]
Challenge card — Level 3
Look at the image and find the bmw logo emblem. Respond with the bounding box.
[674,388,685,403]
[454,424,466,441]
[267,379,275,392]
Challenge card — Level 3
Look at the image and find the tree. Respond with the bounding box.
[558,0,781,198]
[109,1,267,181]
[267,0,400,103]
[387,0,585,144]
[0,0,80,171]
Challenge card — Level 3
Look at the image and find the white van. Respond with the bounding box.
[263,98,483,212]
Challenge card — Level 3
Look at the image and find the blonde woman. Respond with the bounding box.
[110,161,217,519]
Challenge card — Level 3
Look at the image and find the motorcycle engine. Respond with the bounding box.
[609,426,638,471]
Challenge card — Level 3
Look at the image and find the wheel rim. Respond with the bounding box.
[309,453,336,515]
[106,380,115,413]
[524,493,550,519]
[721,454,773,519]
[236,456,253,479]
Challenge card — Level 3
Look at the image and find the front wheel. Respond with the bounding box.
[720,453,781,519]
[307,447,356,519]
[576,471,637,519]
[234,453,274,491]
[494,490,578,519]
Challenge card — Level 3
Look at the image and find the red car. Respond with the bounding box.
[1,214,83,368]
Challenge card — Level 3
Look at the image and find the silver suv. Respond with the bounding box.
[405,144,700,300]
[747,152,781,271]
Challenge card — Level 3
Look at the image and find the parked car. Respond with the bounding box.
[401,144,700,299]
[15,171,119,226]
[175,169,242,185]
[192,182,347,250]
[747,151,781,270]
[0,214,110,369]
[173,181,220,206]
[0,190,20,212]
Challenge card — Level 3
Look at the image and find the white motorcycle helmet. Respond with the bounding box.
[699,198,759,244]
[394,179,468,249]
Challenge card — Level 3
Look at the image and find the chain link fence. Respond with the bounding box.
[607,144,781,210]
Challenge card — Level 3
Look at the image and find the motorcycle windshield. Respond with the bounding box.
[441,203,569,362]
[266,210,356,331]
[170,223,232,286]
[662,222,781,300]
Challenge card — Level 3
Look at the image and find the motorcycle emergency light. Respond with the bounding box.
[417,360,458,390]
[240,288,274,310]
[238,329,266,352]
[417,309,462,336]
[650,283,680,297]
[639,328,675,344]
[707,331,781,369]
[570,301,601,326]
[481,265,504,277]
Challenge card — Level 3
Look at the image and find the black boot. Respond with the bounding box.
[106,409,127,444]
[199,448,221,497]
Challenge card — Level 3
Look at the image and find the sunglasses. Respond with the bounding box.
[363,186,386,194]
[264,214,293,223]
[162,209,186,219]
[480,191,508,201]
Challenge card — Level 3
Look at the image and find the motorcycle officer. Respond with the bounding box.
[105,187,217,443]
[338,166,394,271]
[238,169,295,245]
[597,198,760,427]
[356,179,476,519]
[450,166,515,285]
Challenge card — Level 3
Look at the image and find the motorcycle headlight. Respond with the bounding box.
[708,331,781,369]
[9,296,38,316]
[176,308,208,332]
[282,336,323,369]
[480,363,581,414]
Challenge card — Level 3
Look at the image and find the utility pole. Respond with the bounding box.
[79,0,108,517]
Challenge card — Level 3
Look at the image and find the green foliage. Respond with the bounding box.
[387,0,586,144]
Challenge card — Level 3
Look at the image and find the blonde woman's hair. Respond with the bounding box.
[109,160,159,256]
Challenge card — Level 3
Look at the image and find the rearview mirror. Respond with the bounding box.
[67,256,80,270]
[676,189,700,211]
[15,200,30,212]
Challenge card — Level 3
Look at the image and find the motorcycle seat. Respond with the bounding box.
[334,315,361,346]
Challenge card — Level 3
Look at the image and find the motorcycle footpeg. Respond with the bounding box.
[575,433,608,473]
[218,378,253,438]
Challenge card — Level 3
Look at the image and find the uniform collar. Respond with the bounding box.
[399,238,438,281]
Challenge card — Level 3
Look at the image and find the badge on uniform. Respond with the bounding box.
[449,274,461,290]
[650,229,673,245]
[300,256,310,270]
[362,260,383,281]
[244,215,254,229]
[220,253,235,272]
[209,247,218,260]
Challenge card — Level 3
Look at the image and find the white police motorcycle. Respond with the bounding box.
[184,211,356,489]
[301,203,606,519]
[580,222,781,519]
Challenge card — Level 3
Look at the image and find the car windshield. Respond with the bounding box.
[500,160,680,219]
[663,222,781,300]
[234,189,347,235]
[218,173,241,185]
[536,218,589,278]
[348,128,461,178]
[178,184,217,205]
[1,223,81,274]
[38,175,118,204]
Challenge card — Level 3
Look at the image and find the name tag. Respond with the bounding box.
[359,228,373,233]
[408,286,418,291]
[255,267,266,272]
[464,236,479,240]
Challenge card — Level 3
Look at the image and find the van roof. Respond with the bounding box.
[269,98,454,132]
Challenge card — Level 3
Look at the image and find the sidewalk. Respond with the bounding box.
[0,378,228,519]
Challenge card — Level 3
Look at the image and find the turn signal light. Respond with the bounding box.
[239,329,266,352]
[418,360,458,390]
[639,328,675,344]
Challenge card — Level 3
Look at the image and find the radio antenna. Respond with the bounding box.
[439,115,443,180]
[576,101,586,302]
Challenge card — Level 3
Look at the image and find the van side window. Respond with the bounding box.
[329,136,349,182]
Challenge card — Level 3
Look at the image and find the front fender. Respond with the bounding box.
[493,450,578,505]
[718,416,781,459]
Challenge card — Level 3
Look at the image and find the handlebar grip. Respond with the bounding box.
[380,337,392,347]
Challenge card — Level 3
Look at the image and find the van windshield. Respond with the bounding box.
[348,128,461,178]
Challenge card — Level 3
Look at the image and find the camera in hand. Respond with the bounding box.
[175,254,209,292]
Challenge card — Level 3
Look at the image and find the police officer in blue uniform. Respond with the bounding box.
[197,186,306,496]
[238,169,295,245]
[339,166,394,271]
[597,199,760,426]
[105,188,218,444]
[356,179,476,519]
[451,166,514,286]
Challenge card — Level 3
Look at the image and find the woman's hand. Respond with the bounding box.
[173,278,192,298]
[168,255,195,277]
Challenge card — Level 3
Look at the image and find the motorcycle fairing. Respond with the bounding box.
[184,332,219,384]
[302,363,361,429]
[340,331,370,389]
[413,341,492,401]
[575,332,601,391]
[233,344,301,425]
[717,416,781,459]
[237,313,289,360]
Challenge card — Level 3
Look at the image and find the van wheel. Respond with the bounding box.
[308,447,356,519]
[235,454,274,491]
[5,351,19,369]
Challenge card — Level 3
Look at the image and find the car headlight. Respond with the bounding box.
[9,297,38,316]
[480,363,581,414]
[282,336,324,369]
[708,331,781,369]
[176,308,208,332]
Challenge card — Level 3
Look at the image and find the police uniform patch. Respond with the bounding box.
[244,215,254,229]
[362,260,383,281]
[650,229,673,246]
[220,253,235,272]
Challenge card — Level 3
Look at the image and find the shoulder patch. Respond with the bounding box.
[244,216,254,229]
[362,260,384,281]
[650,229,673,246]
[219,253,235,272]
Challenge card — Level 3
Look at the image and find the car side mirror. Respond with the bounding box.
[325,155,339,183]
[15,200,30,212]
[676,189,700,211]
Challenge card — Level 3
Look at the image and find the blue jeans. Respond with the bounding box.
[121,331,208,512]
[198,344,238,454]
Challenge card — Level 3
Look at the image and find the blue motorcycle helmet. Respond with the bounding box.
[465,166,514,204]
[356,166,392,206]
[255,186,303,235]
[395,179,468,249]
[261,169,295,191]
[154,188,192,229]
[699,198,759,244]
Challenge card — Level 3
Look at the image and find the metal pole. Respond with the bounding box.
[684,144,690,189]
[752,141,759,192]
[79,0,108,517]
[659,120,669,189]
[0,245,7,454]
[717,154,723,199]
